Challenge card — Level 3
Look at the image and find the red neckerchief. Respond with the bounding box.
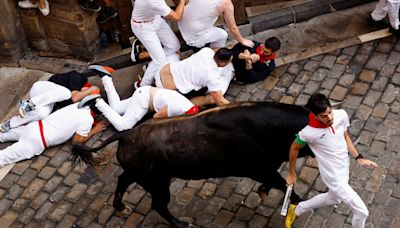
[256,46,276,63]
[91,110,97,127]
[308,112,335,134]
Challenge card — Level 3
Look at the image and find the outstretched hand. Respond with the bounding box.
[286,174,297,186]
[92,120,109,134]
[241,39,254,48]
[357,158,379,168]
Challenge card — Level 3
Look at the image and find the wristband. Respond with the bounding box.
[355,153,364,160]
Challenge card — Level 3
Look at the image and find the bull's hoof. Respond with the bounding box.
[115,205,132,217]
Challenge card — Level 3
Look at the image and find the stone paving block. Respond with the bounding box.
[348,118,365,136]
[34,201,54,221]
[122,211,144,228]
[347,53,369,75]
[387,135,400,152]
[234,178,255,196]
[321,78,337,90]
[243,192,261,209]
[280,95,295,104]
[0,198,13,217]
[381,84,400,103]
[368,140,385,157]
[287,83,303,97]
[17,168,38,187]
[88,193,109,212]
[65,183,88,203]
[56,214,77,228]
[63,173,80,186]
[57,161,73,176]
[392,72,400,86]
[314,176,327,192]
[234,92,251,102]
[49,186,69,203]
[397,64,400,72]
[10,161,31,176]
[48,201,72,222]
[295,94,310,105]
[355,105,372,121]
[303,80,320,95]
[0,210,18,227]
[213,209,234,227]
[373,188,392,205]
[277,73,295,87]
[387,51,400,65]
[351,82,369,95]
[18,207,35,224]
[380,64,397,77]
[311,68,329,82]
[260,76,279,91]
[304,60,320,72]
[384,198,400,217]
[372,76,389,91]
[264,188,283,208]
[44,175,63,193]
[97,204,115,225]
[11,198,28,213]
[87,222,102,228]
[30,192,49,210]
[311,55,324,61]
[86,181,103,198]
[336,54,351,65]
[188,180,205,189]
[295,71,312,84]
[197,182,217,200]
[42,147,59,158]
[359,42,375,55]
[38,166,57,180]
[366,178,382,193]
[325,213,346,227]
[223,193,245,211]
[358,130,375,146]
[320,55,336,69]
[299,166,319,185]
[342,95,363,110]
[372,103,389,118]
[235,206,255,221]
[214,180,236,199]
[363,90,382,107]
[338,73,356,88]
[256,205,275,217]
[125,189,146,205]
[391,101,400,114]
[287,63,302,75]
[374,125,394,142]
[177,187,197,206]
[249,89,268,101]
[204,196,225,216]
[342,45,359,56]
[21,178,46,199]
[48,151,71,168]
[0,173,19,189]
[30,156,50,171]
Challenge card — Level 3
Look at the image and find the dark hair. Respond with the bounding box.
[306,93,331,115]
[265,37,281,52]
[215,47,233,61]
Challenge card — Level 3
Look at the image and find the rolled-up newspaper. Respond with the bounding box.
[281,184,293,216]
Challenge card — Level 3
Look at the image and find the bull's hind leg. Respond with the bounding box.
[113,171,134,212]
[145,179,188,228]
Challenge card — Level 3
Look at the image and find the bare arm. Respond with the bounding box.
[153,106,169,118]
[223,0,254,47]
[286,140,304,185]
[209,91,230,106]
[71,120,108,145]
[344,131,378,168]
[71,86,100,103]
[165,0,186,21]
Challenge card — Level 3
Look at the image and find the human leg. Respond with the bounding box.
[157,19,181,58]
[29,81,72,108]
[38,0,49,16]
[336,184,369,228]
[18,0,39,8]
[9,106,52,129]
[387,0,400,30]
[371,0,389,21]
[101,76,129,115]
[131,18,168,86]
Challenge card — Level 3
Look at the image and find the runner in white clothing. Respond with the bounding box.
[131,0,187,88]
[154,47,233,106]
[285,93,378,228]
[0,71,99,133]
[0,102,107,166]
[178,0,254,49]
[369,0,400,34]
[88,65,199,132]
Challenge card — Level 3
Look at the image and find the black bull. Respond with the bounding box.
[73,102,313,227]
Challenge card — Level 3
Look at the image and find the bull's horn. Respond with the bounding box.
[330,100,344,107]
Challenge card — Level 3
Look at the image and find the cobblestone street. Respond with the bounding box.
[0,36,400,228]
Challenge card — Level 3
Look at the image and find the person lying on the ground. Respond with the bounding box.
[0,71,99,133]
[231,37,280,84]
[87,65,199,131]
[0,96,107,168]
[149,47,233,106]
[178,0,254,49]
[368,0,400,35]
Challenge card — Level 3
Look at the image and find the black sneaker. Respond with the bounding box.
[88,65,114,77]
[389,26,400,35]
[79,0,101,12]
[130,39,142,62]
[78,94,101,109]
[367,14,388,29]
[96,7,118,24]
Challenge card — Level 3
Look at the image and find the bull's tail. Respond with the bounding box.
[72,131,127,166]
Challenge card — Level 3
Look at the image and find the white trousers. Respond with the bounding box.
[9,81,71,128]
[295,183,369,228]
[131,16,181,86]
[186,26,228,49]
[0,122,45,165]
[97,77,150,131]
[371,0,400,29]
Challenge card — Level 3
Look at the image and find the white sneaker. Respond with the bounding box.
[130,39,142,62]
[39,0,50,16]
[18,0,39,9]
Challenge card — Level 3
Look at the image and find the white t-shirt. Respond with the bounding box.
[153,89,194,117]
[131,0,171,21]
[298,109,350,188]
[42,103,93,146]
[178,0,221,43]
[170,48,223,94]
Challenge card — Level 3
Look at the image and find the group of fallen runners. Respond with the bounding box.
[0,0,383,227]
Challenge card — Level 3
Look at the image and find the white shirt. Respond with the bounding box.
[178,0,221,43]
[298,109,350,187]
[170,48,223,94]
[131,0,171,21]
[42,103,93,146]
[153,89,194,117]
